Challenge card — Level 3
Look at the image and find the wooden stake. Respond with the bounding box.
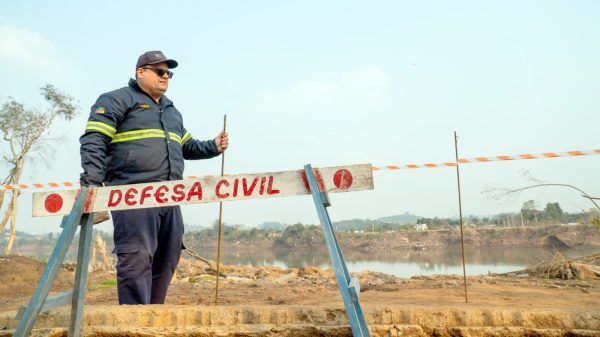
[214,115,227,305]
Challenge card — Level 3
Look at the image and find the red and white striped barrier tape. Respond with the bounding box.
[371,149,600,171]
[2,148,598,190]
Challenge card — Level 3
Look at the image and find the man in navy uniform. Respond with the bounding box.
[80,51,229,304]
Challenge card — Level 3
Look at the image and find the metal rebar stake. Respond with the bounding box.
[454,131,469,303]
[215,114,227,305]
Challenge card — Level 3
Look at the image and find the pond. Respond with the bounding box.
[212,245,598,277]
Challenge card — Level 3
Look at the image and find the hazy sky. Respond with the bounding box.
[1,1,599,233]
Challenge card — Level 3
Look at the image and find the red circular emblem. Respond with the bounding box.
[44,194,64,213]
[333,169,353,189]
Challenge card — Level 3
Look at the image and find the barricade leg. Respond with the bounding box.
[69,212,95,337]
[304,164,370,337]
[14,291,73,320]
[13,188,90,337]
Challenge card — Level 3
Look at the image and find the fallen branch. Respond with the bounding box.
[495,252,600,279]
[527,252,600,280]
[182,245,227,278]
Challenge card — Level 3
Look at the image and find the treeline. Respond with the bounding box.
[186,222,278,243]
[273,223,324,249]
[184,222,328,249]
[417,201,600,230]
[4,202,599,253]
[333,218,414,232]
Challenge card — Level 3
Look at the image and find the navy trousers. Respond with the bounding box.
[111,206,184,305]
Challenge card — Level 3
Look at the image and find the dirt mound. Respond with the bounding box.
[542,235,571,249]
[0,255,73,302]
[1,256,600,336]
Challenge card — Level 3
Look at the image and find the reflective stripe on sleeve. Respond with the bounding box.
[168,132,183,144]
[86,121,116,138]
[181,132,192,144]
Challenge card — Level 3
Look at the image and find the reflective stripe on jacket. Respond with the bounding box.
[80,79,220,186]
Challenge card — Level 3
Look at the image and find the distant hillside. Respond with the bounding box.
[377,213,422,224]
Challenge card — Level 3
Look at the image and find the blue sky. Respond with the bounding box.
[1,1,599,233]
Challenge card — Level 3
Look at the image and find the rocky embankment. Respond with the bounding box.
[336,224,600,251]
[10,224,600,259]
[190,224,600,252]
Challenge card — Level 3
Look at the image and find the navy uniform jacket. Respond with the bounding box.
[80,79,220,187]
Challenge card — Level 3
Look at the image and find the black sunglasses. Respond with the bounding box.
[142,66,174,79]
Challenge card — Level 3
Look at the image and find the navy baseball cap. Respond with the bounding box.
[136,50,178,69]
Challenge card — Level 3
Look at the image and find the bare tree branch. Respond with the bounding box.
[582,195,600,201]
[2,190,19,254]
[183,246,227,278]
[484,182,600,211]
[0,189,18,239]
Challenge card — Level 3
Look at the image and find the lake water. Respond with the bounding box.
[14,240,598,278]
[213,245,598,278]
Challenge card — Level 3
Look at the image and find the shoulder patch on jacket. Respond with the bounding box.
[94,106,106,114]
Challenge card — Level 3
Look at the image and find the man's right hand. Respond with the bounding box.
[214,131,229,153]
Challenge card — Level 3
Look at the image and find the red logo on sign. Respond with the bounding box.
[333,169,353,189]
[44,194,64,213]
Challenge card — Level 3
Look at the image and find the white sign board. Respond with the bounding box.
[33,164,373,217]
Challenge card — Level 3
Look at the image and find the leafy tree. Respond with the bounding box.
[521,200,539,222]
[0,85,78,254]
[544,202,564,223]
[417,217,450,229]
[282,223,309,238]
[274,223,323,248]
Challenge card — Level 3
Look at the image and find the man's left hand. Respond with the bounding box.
[215,131,229,153]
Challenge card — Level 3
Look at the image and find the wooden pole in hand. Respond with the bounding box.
[215,114,227,305]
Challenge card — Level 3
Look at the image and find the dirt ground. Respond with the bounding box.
[1,255,599,336]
